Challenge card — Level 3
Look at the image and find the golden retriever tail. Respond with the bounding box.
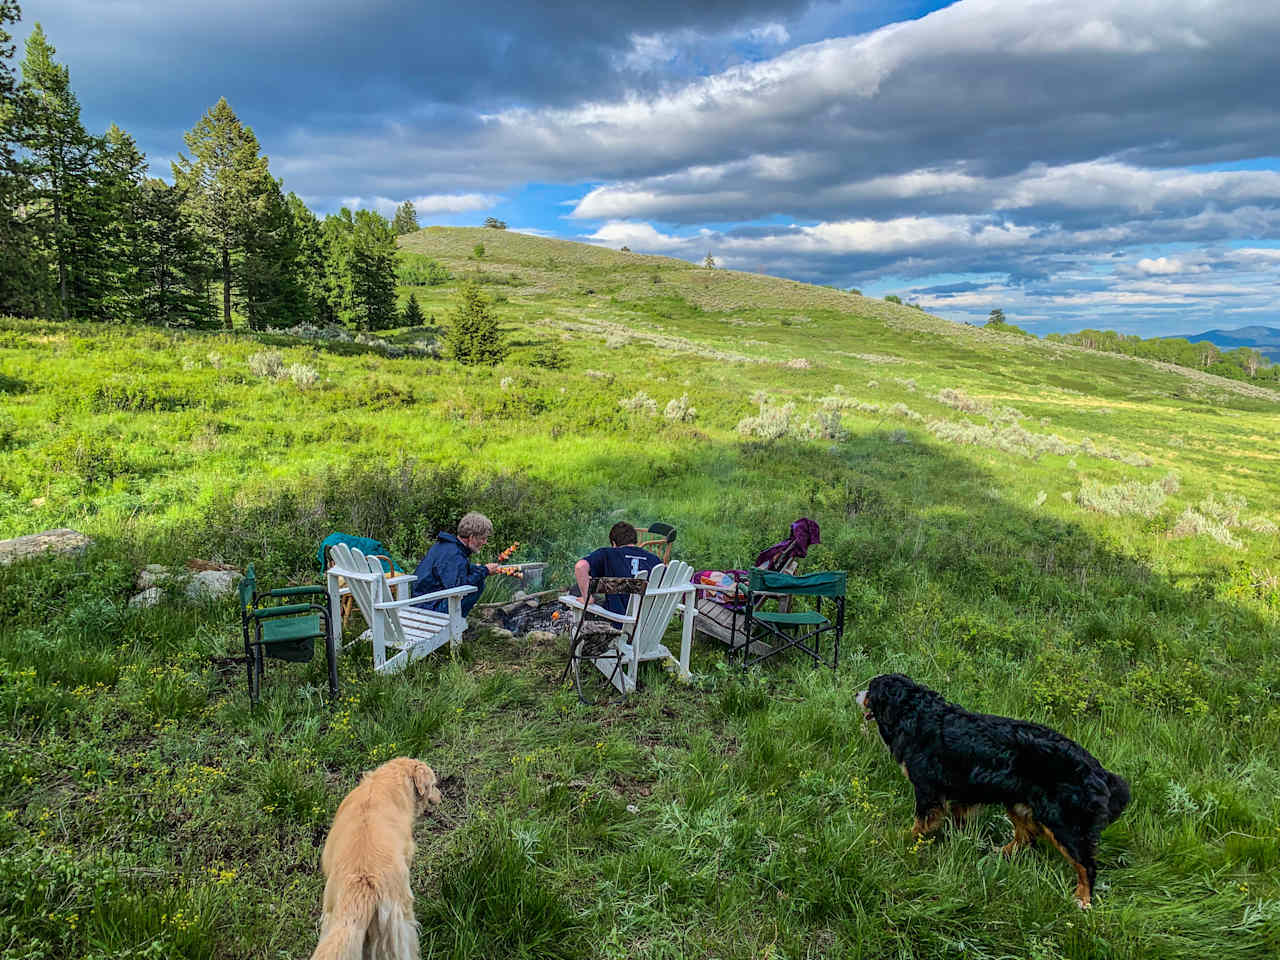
[310,875,419,960]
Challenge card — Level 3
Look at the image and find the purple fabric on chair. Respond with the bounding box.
[697,517,822,610]
[753,517,821,570]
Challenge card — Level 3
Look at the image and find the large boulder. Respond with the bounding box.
[0,528,92,566]
[129,560,242,607]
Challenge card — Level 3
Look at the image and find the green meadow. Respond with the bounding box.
[1,227,1278,959]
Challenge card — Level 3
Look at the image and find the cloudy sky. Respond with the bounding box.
[16,0,1280,335]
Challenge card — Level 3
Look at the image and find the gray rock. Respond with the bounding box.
[128,586,163,608]
[185,569,241,601]
[136,564,172,589]
[0,528,92,566]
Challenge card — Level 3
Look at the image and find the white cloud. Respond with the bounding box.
[1138,256,1185,275]
[744,23,790,45]
[409,193,502,214]
[585,221,696,252]
[621,32,679,70]
[334,193,500,217]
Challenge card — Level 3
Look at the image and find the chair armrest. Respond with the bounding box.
[386,574,416,586]
[252,603,325,620]
[558,595,636,623]
[374,585,476,610]
[268,585,327,598]
[644,583,697,597]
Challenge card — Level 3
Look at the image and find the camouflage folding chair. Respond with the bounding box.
[557,576,651,705]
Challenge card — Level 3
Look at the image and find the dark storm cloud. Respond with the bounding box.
[20,1,817,140]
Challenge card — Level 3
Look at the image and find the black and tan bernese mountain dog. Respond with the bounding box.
[856,673,1129,908]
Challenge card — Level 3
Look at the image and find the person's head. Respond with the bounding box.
[608,521,638,547]
[457,511,493,551]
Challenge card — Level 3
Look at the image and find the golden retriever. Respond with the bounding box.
[311,757,443,960]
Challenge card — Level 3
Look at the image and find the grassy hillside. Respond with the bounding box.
[1,228,1277,959]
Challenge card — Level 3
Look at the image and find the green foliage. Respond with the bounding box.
[392,199,418,236]
[320,207,398,330]
[396,251,450,286]
[42,431,129,484]
[529,344,566,369]
[446,281,507,364]
[1046,328,1277,383]
[473,241,485,258]
[88,378,195,413]
[401,290,425,327]
[884,294,902,304]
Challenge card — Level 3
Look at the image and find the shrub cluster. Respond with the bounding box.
[1170,492,1275,548]
[618,391,658,416]
[1076,478,1168,518]
[663,394,697,422]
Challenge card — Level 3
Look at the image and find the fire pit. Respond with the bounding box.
[473,588,575,637]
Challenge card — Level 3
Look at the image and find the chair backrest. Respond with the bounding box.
[637,523,677,563]
[631,560,694,656]
[329,543,396,627]
[748,568,846,598]
[239,563,257,613]
[319,532,392,572]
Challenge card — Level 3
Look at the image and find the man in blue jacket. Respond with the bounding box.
[574,521,663,616]
[412,512,499,618]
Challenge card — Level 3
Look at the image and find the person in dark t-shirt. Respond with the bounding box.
[574,521,663,615]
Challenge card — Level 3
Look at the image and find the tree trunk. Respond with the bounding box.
[54,193,67,320]
[222,244,232,330]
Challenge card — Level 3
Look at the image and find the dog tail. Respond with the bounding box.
[1105,769,1131,824]
[310,877,378,960]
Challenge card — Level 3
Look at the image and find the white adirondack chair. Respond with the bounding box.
[325,543,475,675]
[559,560,697,695]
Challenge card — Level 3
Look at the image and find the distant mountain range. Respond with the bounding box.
[1179,325,1280,361]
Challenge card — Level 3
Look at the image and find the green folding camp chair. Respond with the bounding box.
[734,569,846,671]
[238,563,336,706]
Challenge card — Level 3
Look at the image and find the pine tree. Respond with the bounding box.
[350,208,397,330]
[318,207,397,330]
[172,98,273,329]
[79,123,146,321]
[0,1,42,316]
[287,192,327,322]
[320,209,355,326]
[236,177,308,329]
[402,290,424,327]
[134,178,214,327]
[19,22,99,319]
[447,281,507,364]
[703,252,715,269]
[392,199,417,236]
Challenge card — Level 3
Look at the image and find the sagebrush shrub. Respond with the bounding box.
[737,400,796,440]
[288,363,318,388]
[1171,508,1243,549]
[663,394,697,422]
[248,350,286,380]
[1077,478,1167,518]
[619,391,658,416]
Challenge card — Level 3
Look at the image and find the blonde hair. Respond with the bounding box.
[457,511,493,540]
